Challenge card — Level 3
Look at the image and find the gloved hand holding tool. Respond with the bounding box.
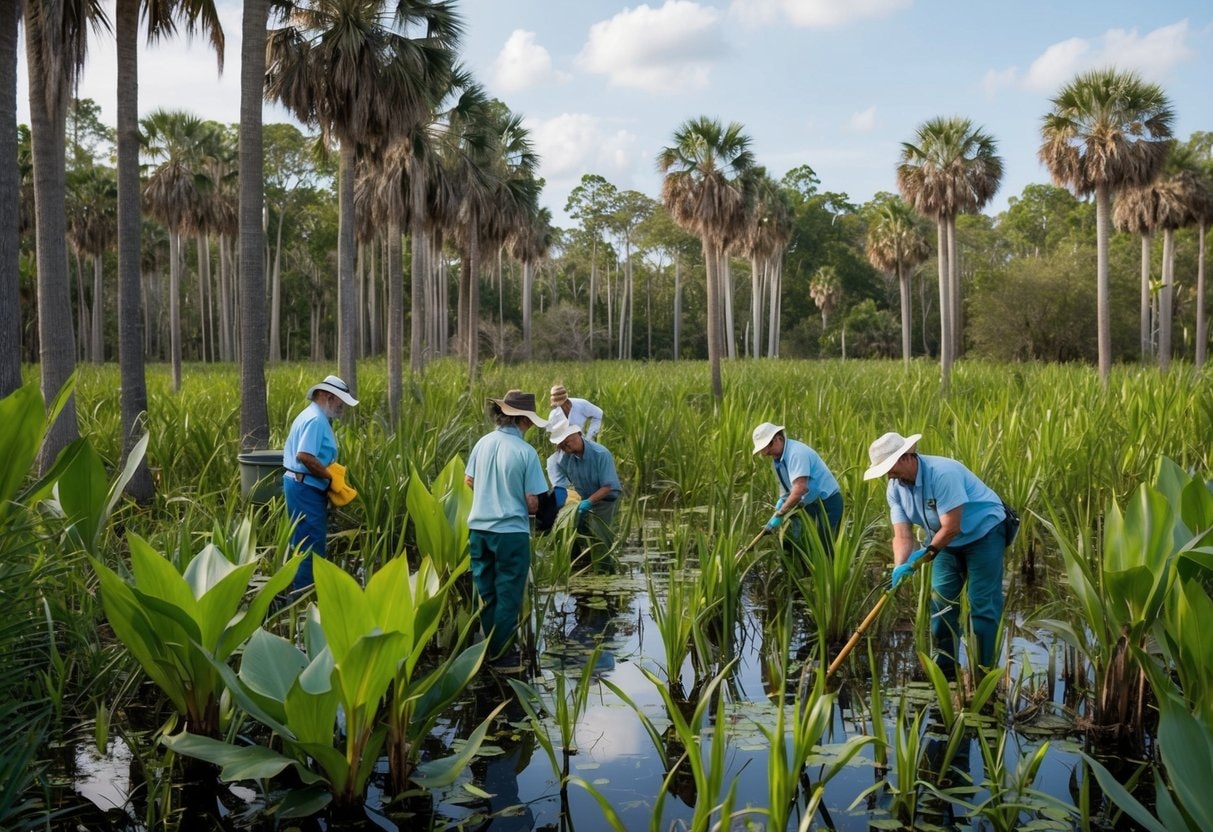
[763,513,784,535]
[578,498,593,514]
[890,545,936,589]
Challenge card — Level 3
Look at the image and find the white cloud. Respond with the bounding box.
[849,106,877,133]
[987,20,1196,95]
[729,0,911,29]
[491,30,558,93]
[577,1,725,93]
[527,113,638,181]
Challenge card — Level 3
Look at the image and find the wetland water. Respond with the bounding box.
[53,534,1087,831]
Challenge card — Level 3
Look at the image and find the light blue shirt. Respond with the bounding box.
[547,451,570,489]
[887,454,1004,547]
[554,438,621,502]
[773,438,840,505]
[549,397,603,440]
[283,401,337,491]
[466,425,548,534]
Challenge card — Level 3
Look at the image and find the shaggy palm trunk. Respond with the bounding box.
[91,254,103,362]
[673,256,681,361]
[466,223,480,381]
[169,233,182,391]
[0,0,19,396]
[1094,185,1112,387]
[722,258,736,359]
[704,241,723,401]
[386,217,403,424]
[898,261,912,368]
[409,165,426,373]
[238,0,270,449]
[336,141,358,391]
[1158,228,1174,374]
[936,219,952,392]
[522,260,532,360]
[767,258,781,358]
[1139,233,1152,363]
[1197,223,1207,368]
[111,164,147,520]
[25,0,80,470]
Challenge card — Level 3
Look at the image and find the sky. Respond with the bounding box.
[16,0,1213,227]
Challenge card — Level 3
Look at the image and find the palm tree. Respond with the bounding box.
[658,117,755,401]
[736,171,791,359]
[508,204,553,361]
[22,0,107,470]
[142,109,214,392]
[809,264,841,329]
[1040,68,1174,385]
[0,0,21,396]
[1113,184,1160,362]
[267,0,462,398]
[898,116,1003,390]
[866,197,931,367]
[115,0,221,496]
[1192,167,1213,369]
[66,164,117,364]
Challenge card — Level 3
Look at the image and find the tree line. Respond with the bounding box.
[2,0,1210,501]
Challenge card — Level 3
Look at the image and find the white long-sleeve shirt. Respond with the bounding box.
[548,397,603,441]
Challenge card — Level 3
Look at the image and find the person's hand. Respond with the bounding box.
[890,546,929,589]
[578,499,593,513]
[763,514,784,534]
[774,496,786,511]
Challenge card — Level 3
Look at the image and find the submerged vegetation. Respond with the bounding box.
[2,358,1212,830]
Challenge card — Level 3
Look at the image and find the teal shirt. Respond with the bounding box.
[887,454,1004,547]
[773,438,840,504]
[466,425,548,534]
[554,438,621,501]
[283,402,337,490]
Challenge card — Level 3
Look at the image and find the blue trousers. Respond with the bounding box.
[787,492,844,556]
[284,477,328,591]
[930,523,1007,679]
[469,530,531,658]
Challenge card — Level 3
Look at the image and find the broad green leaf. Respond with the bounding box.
[409,641,488,729]
[313,558,375,662]
[411,701,507,789]
[48,439,107,552]
[184,544,241,600]
[129,534,200,619]
[162,732,325,785]
[334,631,407,715]
[1081,753,1169,832]
[196,561,258,653]
[364,555,413,639]
[238,629,308,705]
[0,384,48,510]
[220,555,305,657]
[1156,693,1213,830]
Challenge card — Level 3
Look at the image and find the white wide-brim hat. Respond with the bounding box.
[548,416,582,445]
[307,374,359,406]
[863,431,922,480]
[751,422,785,455]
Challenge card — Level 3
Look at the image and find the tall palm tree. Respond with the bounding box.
[736,171,791,359]
[0,0,21,396]
[142,109,214,392]
[238,0,268,448]
[66,163,117,363]
[866,198,931,368]
[1040,68,1174,385]
[23,0,107,470]
[1192,167,1213,369]
[267,0,462,398]
[115,0,222,496]
[508,203,553,361]
[809,264,841,329]
[898,116,1003,390]
[658,117,755,401]
[1113,184,1160,362]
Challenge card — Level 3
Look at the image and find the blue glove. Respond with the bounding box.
[890,547,929,589]
[578,499,593,513]
[764,514,784,534]
[774,496,786,511]
[552,487,567,509]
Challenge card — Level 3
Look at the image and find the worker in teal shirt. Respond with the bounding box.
[549,416,621,567]
[752,422,844,556]
[465,390,549,667]
[865,431,1010,680]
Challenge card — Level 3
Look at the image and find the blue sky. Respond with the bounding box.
[18,0,1213,226]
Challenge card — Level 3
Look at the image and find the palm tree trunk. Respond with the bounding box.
[169,232,182,390]
[936,219,952,391]
[217,233,232,362]
[269,210,284,362]
[336,140,358,390]
[466,221,480,380]
[948,216,961,359]
[522,260,532,360]
[1139,233,1152,363]
[750,256,761,358]
[0,0,19,396]
[386,216,403,423]
[1094,184,1112,386]
[768,257,781,358]
[704,241,723,400]
[197,235,210,363]
[92,254,104,363]
[898,261,912,368]
[408,165,426,373]
[1159,228,1174,374]
[74,248,88,360]
[24,0,80,469]
[589,237,597,358]
[1197,222,1207,369]
[238,0,270,449]
[673,255,681,361]
[722,257,736,360]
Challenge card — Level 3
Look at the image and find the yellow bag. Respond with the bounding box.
[326,462,358,506]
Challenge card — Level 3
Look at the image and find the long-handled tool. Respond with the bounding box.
[825,550,937,679]
[734,528,768,561]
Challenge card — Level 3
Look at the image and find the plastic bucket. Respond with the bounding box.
[237,449,285,503]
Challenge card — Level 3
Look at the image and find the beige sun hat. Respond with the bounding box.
[307,374,359,406]
[547,416,582,445]
[863,431,922,480]
[489,389,548,428]
[751,422,785,455]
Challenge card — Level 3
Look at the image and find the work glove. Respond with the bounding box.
[774,496,786,511]
[890,546,929,589]
[578,499,593,514]
[763,514,784,534]
[552,486,567,509]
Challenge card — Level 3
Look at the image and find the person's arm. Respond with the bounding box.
[583,401,604,439]
[780,476,809,514]
[464,475,474,490]
[526,493,539,514]
[296,451,332,485]
[928,506,963,551]
[584,484,615,505]
[892,521,916,565]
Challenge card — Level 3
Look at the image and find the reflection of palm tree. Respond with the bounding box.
[1039,68,1174,385]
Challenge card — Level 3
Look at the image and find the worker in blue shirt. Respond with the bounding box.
[752,422,844,556]
[864,431,1010,680]
[549,416,622,567]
